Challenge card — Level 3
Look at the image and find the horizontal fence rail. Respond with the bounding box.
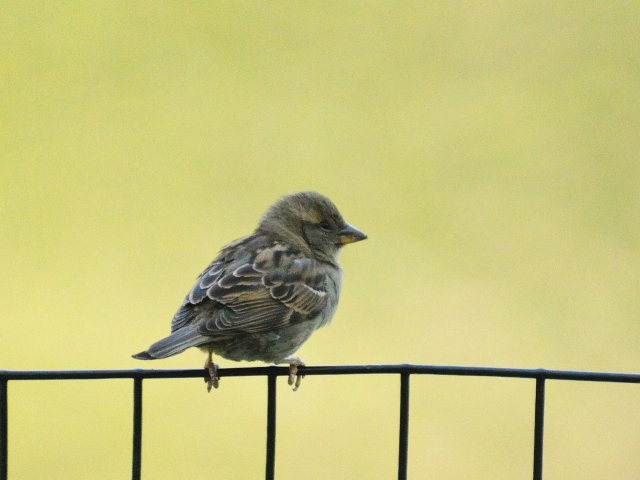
[1,364,640,480]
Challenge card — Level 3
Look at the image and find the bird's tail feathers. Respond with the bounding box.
[132,327,207,360]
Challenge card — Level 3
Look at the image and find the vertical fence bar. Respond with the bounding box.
[132,377,143,480]
[533,377,546,480]
[266,374,277,480]
[0,379,7,480]
[398,372,411,480]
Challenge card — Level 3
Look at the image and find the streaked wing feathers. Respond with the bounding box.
[171,237,327,336]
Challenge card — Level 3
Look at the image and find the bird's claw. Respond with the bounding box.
[293,372,304,391]
[205,356,220,392]
[281,356,305,391]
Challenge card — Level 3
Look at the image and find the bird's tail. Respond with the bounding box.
[132,327,207,360]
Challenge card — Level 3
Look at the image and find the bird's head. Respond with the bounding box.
[258,191,367,261]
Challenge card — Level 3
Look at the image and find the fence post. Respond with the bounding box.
[266,373,277,480]
[533,377,546,480]
[398,372,410,480]
[132,377,143,480]
[0,379,7,480]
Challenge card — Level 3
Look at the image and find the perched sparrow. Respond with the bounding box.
[133,191,367,391]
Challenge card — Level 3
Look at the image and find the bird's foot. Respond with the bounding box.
[204,355,220,392]
[280,356,306,391]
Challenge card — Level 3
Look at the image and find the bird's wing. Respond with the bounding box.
[171,237,328,335]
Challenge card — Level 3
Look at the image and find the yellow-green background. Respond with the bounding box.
[2,2,639,479]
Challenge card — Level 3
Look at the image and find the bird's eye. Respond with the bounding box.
[319,221,332,232]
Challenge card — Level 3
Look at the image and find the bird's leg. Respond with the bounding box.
[204,350,220,392]
[279,356,306,391]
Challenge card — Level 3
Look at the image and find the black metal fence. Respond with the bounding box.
[1,363,640,480]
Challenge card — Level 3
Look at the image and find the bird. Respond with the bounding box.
[132,191,367,391]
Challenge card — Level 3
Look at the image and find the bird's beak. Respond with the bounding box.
[339,223,368,244]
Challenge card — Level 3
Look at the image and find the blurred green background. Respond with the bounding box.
[1,2,639,479]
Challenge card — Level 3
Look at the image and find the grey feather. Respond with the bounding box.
[132,327,209,360]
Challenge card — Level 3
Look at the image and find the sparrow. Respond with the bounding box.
[133,191,367,391]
